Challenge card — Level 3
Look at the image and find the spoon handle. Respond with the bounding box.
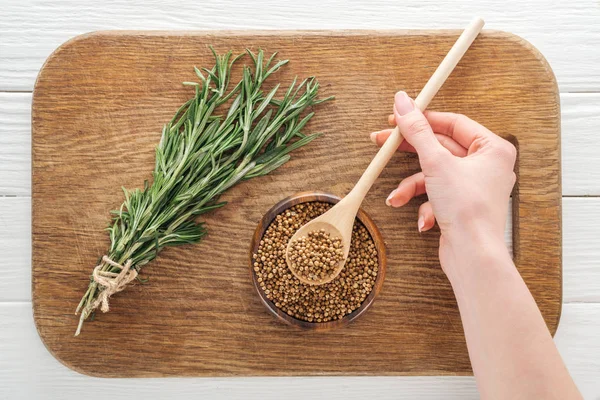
[415,17,485,110]
[344,17,485,207]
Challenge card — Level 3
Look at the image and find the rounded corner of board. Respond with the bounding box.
[487,30,559,96]
[33,31,104,99]
[32,308,105,378]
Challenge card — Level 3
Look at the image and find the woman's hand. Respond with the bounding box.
[373,92,581,399]
[370,91,517,269]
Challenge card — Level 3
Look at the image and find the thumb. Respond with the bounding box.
[394,91,449,167]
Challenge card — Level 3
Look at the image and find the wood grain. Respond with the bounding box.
[3,0,600,92]
[5,303,600,399]
[31,31,561,377]
[4,197,520,303]
[7,93,600,196]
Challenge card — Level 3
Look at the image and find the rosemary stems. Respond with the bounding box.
[75,48,332,335]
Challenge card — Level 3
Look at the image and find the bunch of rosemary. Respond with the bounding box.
[75,48,332,336]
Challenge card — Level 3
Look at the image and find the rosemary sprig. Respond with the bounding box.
[75,48,332,336]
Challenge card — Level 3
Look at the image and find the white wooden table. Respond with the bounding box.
[1,1,599,398]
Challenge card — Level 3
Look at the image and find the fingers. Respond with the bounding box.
[370,129,392,146]
[387,113,395,126]
[385,172,436,232]
[418,201,435,232]
[393,92,450,167]
[371,129,468,157]
[435,134,468,157]
[386,172,426,207]
[423,111,495,149]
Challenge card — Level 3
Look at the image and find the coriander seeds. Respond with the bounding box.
[252,202,379,323]
[288,229,344,283]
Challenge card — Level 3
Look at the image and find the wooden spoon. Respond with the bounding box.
[286,17,485,285]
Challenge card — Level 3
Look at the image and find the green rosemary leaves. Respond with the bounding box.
[75,48,332,336]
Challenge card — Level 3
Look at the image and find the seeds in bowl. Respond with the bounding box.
[287,229,344,283]
[252,202,378,323]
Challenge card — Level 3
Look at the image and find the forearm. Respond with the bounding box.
[443,229,581,400]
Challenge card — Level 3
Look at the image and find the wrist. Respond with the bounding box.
[440,220,513,282]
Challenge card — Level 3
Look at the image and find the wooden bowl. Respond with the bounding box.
[249,191,387,330]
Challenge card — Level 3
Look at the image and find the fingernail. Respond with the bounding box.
[418,216,425,233]
[370,131,378,144]
[395,91,414,116]
[385,190,397,206]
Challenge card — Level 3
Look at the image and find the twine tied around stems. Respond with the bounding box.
[75,256,137,336]
[90,256,137,313]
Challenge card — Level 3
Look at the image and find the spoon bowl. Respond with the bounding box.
[286,216,348,285]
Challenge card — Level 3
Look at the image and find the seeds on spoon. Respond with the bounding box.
[288,229,344,283]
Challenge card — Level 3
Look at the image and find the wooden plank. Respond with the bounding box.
[0,198,510,302]
[0,102,597,303]
[1,94,595,304]
[1,1,600,92]
[1,302,597,399]
[6,197,597,304]
[562,199,600,303]
[553,304,600,397]
[561,93,600,195]
[3,93,600,197]
[23,196,600,305]
[0,93,30,196]
[0,198,30,302]
[30,31,561,376]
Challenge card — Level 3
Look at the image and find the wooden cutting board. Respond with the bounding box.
[32,31,561,377]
